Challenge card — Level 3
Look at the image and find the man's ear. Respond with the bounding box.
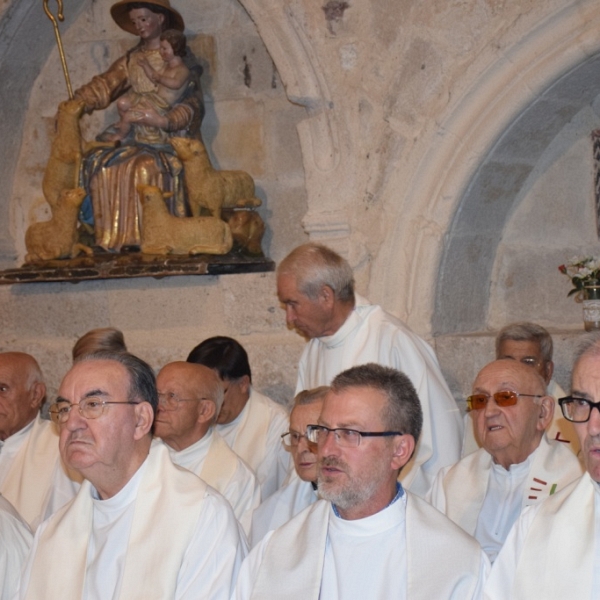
[543,360,554,384]
[29,382,46,411]
[238,374,251,396]
[537,396,555,432]
[318,285,335,308]
[133,402,155,440]
[391,434,416,471]
[196,399,216,425]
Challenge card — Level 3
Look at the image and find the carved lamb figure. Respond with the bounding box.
[25,187,92,263]
[138,184,233,255]
[170,136,261,219]
[42,99,86,211]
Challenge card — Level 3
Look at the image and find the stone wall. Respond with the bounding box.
[1,0,600,406]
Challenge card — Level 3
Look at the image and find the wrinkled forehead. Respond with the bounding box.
[473,360,544,394]
[320,386,387,428]
[498,338,543,360]
[290,401,323,429]
[60,359,130,399]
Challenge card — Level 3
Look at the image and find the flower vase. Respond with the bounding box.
[583,286,600,331]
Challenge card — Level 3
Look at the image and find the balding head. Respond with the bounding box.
[470,359,553,468]
[154,362,223,451]
[0,352,46,440]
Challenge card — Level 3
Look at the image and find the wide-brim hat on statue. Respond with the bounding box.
[110,0,184,35]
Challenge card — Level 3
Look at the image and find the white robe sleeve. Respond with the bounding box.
[176,492,247,600]
[0,497,32,600]
[231,532,272,600]
[483,503,540,598]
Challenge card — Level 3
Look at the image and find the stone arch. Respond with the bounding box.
[376,1,600,336]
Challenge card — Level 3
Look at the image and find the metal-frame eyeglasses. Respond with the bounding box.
[49,397,140,424]
[305,424,403,448]
[157,391,211,411]
[281,430,310,448]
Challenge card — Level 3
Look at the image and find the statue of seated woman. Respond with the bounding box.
[74,0,203,252]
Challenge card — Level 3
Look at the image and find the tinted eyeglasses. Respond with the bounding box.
[466,390,543,412]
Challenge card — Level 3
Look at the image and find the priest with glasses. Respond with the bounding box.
[234,363,487,600]
[429,358,581,562]
[486,335,600,597]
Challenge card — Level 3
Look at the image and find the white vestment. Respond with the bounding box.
[164,429,260,533]
[484,473,600,599]
[234,492,489,600]
[249,475,318,547]
[0,494,31,600]
[462,379,581,458]
[295,295,463,497]
[16,443,245,600]
[216,388,290,501]
[429,434,583,562]
[0,415,81,530]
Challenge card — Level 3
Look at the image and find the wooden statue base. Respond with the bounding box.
[0,250,275,285]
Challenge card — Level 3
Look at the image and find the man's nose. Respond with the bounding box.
[285,306,296,325]
[64,404,85,430]
[483,395,501,417]
[318,429,340,458]
[588,404,600,435]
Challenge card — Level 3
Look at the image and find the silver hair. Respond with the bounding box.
[495,322,553,363]
[293,386,329,407]
[573,332,600,371]
[277,243,355,303]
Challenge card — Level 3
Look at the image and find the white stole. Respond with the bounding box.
[227,390,270,469]
[443,435,581,535]
[1,417,61,525]
[250,493,483,600]
[513,473,595,598]
[200,430,238,492]
[23,443,208,600]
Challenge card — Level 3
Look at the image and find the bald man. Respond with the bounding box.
[155,362,260,532]
[0,352,81,529]
[429,359,582,562]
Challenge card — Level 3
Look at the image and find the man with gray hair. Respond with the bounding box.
[16,351,245,599]
[276,243,462,497]
[154,361,260,532]
[485,333,600,597]
[234,364,488,599]
[250,386,328,546]
[463,321,578,456]
[0,351,81,530]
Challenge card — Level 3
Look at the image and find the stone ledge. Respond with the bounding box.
[0,252,275,285]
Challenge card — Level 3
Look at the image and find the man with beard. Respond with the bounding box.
[234,364,488,599]
[276,243,462,497]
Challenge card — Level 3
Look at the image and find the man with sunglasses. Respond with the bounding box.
[234,364,487,600]
[154,361,260,533]
[462,322,579,456]
[430,359,581,563]
[15,351,245,599]
[485,334,600,597]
